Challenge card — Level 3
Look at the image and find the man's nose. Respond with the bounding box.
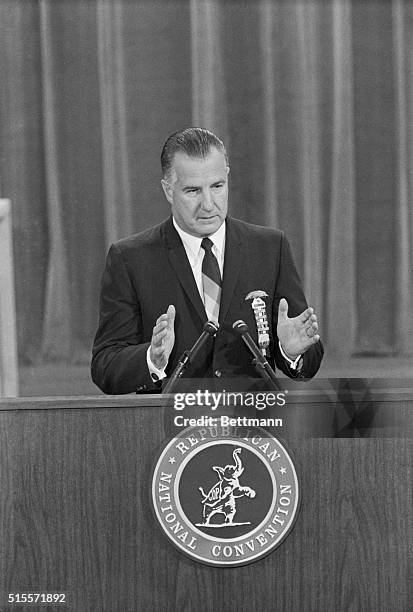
[200,189,214,211]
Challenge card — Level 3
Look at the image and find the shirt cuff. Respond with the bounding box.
[278,341,302,371]
[146,346,167,382]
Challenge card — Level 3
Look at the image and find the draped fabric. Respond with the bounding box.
[0,0,412,366]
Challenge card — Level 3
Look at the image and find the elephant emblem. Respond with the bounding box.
[198,448,256,526]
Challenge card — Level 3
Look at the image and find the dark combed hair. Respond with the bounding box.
[161,127,228,180]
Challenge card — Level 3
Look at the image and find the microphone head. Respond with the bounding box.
[232,319,249,335]
[203,320,219,336]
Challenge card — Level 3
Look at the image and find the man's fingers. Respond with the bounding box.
[150,307,176,370]
[154,306,176,333]
[305,327,320,344]
[305,321,319,337]
[298,307,314,323]
[151,306,176,349]
[166,304,176,328]
[278,298,288,319]
[153,327,168,341]
[153,319,168,335]
[279,301,320,328]
[155,313,169,325]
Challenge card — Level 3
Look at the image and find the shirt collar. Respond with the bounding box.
[172,217,226,260]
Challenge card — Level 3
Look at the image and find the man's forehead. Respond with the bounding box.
[171,147,228,176]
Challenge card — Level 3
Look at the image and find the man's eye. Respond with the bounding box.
[212,184,224,190]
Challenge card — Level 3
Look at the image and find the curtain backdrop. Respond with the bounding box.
[0,0,412,366]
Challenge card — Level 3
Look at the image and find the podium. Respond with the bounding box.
[0,381,412,610]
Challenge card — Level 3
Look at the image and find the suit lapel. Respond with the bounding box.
[163,217,207,324]
[219,217,244,324]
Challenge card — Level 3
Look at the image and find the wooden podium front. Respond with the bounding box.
[0,382,412,611]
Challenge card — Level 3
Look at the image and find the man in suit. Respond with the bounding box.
[91,127,323,394]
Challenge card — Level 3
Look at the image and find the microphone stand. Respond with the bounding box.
[251,358,279,391]
[162,350,190,394]
[232,319,279,391]
[162,321,219,394]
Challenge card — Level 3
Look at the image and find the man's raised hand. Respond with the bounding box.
[277,298,320,359]
[149,305,176,370]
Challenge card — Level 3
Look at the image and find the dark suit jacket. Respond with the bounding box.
[91,216,323,393]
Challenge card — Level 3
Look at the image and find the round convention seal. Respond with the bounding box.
[151,424,300,566]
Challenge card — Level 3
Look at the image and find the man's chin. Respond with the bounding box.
[196,217,223,234]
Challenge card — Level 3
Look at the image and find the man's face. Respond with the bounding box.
[161,147,229,237]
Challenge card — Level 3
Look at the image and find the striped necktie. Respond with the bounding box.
[201,237,221,323]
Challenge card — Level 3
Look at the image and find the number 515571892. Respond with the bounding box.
[8,593,66,604]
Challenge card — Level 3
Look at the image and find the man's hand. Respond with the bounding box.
[277,298,320,359]
[149,305,176,370]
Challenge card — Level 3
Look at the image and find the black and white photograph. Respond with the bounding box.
[0,0,412,610]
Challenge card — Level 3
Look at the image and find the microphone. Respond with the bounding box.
[163,321,219,393]
[232,320,278,389]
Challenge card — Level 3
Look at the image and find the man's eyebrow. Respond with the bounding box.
[182,179,226,191]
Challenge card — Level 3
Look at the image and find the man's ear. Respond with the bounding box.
[161,179,173,205]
